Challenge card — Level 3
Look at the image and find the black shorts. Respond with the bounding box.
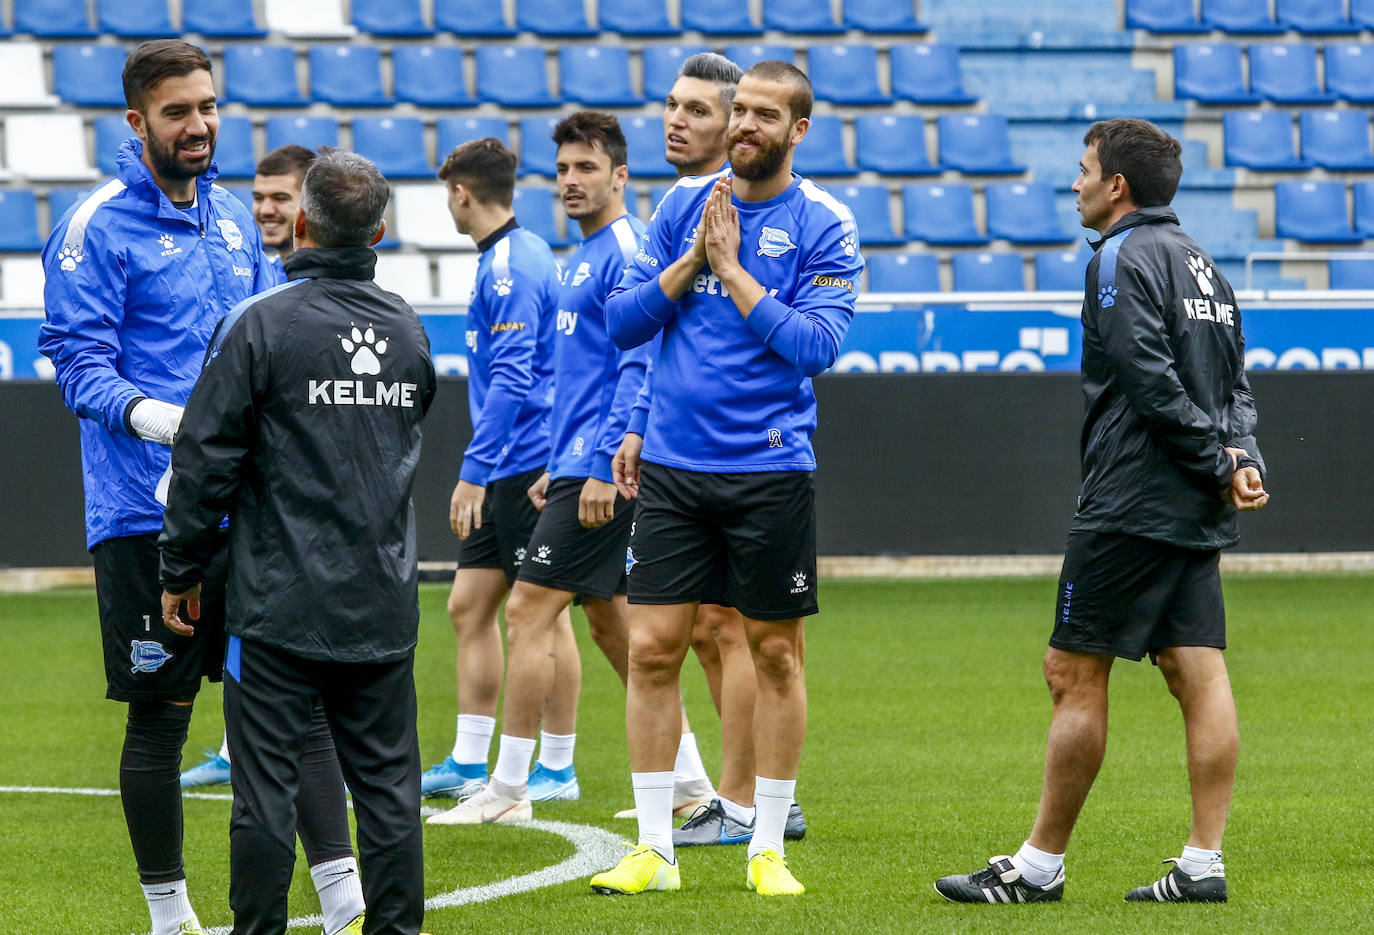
[457,467,544,586]
[627,463,817,621]
[516,476,632,601]
[1050,530,1225,662]
[92,531,229,702]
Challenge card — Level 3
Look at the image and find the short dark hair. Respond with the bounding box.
[437,137,517,208]
[299,150,390,247]
[552,111,627,169]
[678,52,743,109]
[122,40,212,112]
[256,144,316,180]
[1083,119,1183,208]
[742,60,813,122]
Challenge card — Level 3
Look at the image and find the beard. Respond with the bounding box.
[145,129,216,183]
[728,131,789,182]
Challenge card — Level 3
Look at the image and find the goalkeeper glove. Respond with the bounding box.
[126,397,184,446]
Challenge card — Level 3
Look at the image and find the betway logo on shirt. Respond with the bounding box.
[308,323,419,408]
[692,273,781,299]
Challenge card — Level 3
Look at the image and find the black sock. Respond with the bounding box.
[121,699,192,884]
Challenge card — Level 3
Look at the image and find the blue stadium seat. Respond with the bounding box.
[844,0,927,33]
[1355,181,1374,236]
[831,185,902,246]
[309,45,390,107]
[1324,44,1374,102]
[723,44,795,70]
[855,115,940,175]
[353,117,432,179]
[902,184,989,245]
[682,0,760,34]
[183,0,266,37]
[985,183,1075,244]
[952,252,1025,292]
[518,116,560,177]
[0,191,43,252]
[94,115,135,175]
[1034,247,1092,291]
[1274,180,1362,242]
[53,45,127,107]
[436,117,509,159]
[1200,0,1285,32]
[560,47,642,107]
[1174,44,1261,104]
[763,0,844,33]
[477,47,558,107]
[48,188,93,230]
[622,116,674,178]
[434,0,516,35]
[352,0,432,35]
[601,0,677,34]
[866,252,940,293]
[792,116,854,176]
[890,44,977,105]
[98,0,176,37]
[1329,255,1374,289]
[1301,110,1374,170]
[648,185,674,214]
[1125,0,1208,31]
[264,116,340,153]
[1249,43,1337,103]
[1223,111,1307,170]
[809,45,890,106]
[513,187,571,247]
[1277,0,1361,32]
[15,0,96,36]
[642,45,710,101]
[212,116,257,179]
[517,0,595,36]
[1357,0,1374,28]
[224,45,307,107]
[219,184,253,212]
[393,46,475,107]
[937,115,1025,174]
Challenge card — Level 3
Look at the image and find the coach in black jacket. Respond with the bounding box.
[160,150,436,935]
[936,119,1268,907]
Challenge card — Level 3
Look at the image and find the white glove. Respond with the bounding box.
[129,398,184,446]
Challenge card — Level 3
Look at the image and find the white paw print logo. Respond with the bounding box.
[1098,284,1118,308]
[514,546,527,564]
[57,244,82,272]
[493,277,513,297]
[840,233,857,258]
[1187,254,1214,297]
[792,571,807,590]
[338,323,387,375]
[158,233,174,250]
[537,545,551,559]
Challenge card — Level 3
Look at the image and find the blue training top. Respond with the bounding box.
[606,170,862,473]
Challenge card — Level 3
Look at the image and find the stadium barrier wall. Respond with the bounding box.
[1,371,1366,568]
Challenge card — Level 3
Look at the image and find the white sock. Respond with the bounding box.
[673,732,710,785]
[632,771,676,863]
[537,731,576,771]
[1011,841,1064,887]
[452,714,495,766]
[1176,845,1223,877]
[492,734,537,788]
[718,795,755,825]
[748,776,795,860]
[142,879,199,935]
[310,857,364,935]
[217,735,231,762]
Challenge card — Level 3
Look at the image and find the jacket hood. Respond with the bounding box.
[284,246,378,281]
[115,137,220,204]
[1091,205,1179,250]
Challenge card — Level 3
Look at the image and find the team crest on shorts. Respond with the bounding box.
[130,640,173,674]
[625,547,637,576]
[216,218,244,252]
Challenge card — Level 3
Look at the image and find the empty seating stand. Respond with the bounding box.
[1277,0,1361,33]
[855,115,941,175]
[224,45,307,106]
[183,0,267,37]
[1224,111,1308,169]
[1275,180,1363,242]
[352,0,432,36]
[53,45,128,107]
[809,45,891,105]
[477,47,558,107]
[1201,0,1285,32]
[1301,110,1374,169]
[890,44,977,105]
[559,47,642,107]
[1174,44,1262,104]
[309,45,391,106]
[866,252,940,292]
[1249,44,1336,103]
[1324,44,1374,102]
[394,46,476,107]
[903,184,989,245]
[952,252,1026,292]
[831,184,902,245]
[600,0,677,35]
[844,0,928,33]
[1125,0,1209,32]
[98,0,176,37]
[937,115,1025,174]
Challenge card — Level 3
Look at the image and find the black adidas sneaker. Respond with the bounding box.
[935,856,1065,904]
[1124,859,1227,903]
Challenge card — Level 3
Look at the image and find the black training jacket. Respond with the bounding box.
[1072,206,1263,551]
[160,247,437,662]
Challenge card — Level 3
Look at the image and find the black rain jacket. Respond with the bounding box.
[1072,206,1263,551]
[160,247,437,662]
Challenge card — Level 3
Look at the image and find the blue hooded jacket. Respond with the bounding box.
[39,138,279,549]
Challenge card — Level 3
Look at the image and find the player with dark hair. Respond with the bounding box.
[591,61,861,897]
[430,111,650,823]
[421,139,569,801]
[935,117,1268,906]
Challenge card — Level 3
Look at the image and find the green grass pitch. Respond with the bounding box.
[1,575,1370,934]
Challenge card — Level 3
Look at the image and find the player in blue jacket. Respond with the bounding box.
[38,41,281,935]
[591,62,862,897]
[430,112,650,825]
[421,139,572,801]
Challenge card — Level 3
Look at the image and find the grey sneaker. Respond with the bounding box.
[1124,859,1227,903]
[784,801,807,841]
[673,798,754,846]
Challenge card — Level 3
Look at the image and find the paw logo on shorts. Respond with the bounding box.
[339,323,387,376]
[130,640,173,674]
[1187,253,1215,297]
[57,244,83,272]
[493,277,513,297]
[531,544,553,565]
[625,547,637,576]
[514,546,527,565]
[789,571,808,595]
[1098,284,1117,308]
